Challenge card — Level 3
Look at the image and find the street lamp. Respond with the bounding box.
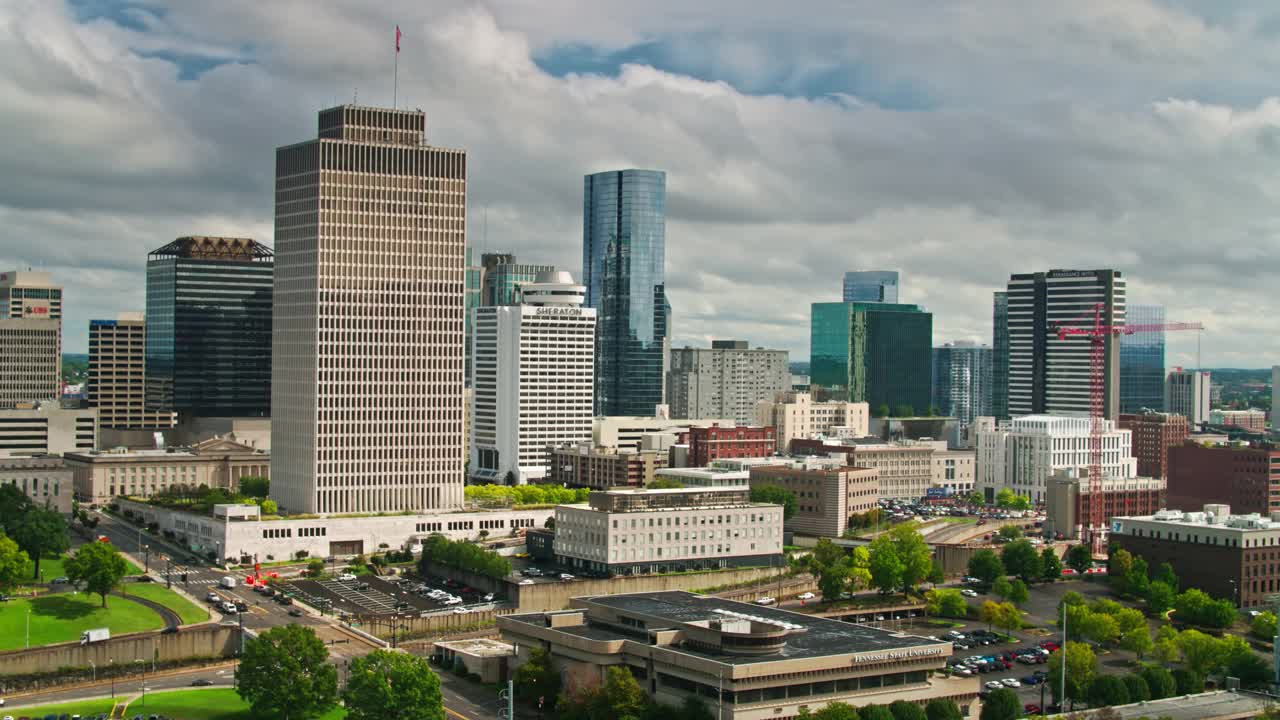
[1229,579,1239,606]
[88,659,96,682]
[135,659,146,709]
[144,544,150,573]
[109,658,115,698]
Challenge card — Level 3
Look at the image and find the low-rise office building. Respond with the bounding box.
[755,392,869,452]
[652,466,750,488]
[748,459,880,537]
[975,415,1137,504]
[498,591,978,720]
[547,444,669,489]
[0,401,97,458]
[594,413,732,454]
[553,487,785,576]
[1118,411,1188,480]
[1044,468,1165,540]
[681,425,777,467]
[1165,441,1280,515]
[792,438,933,501]
[66,436,269,504]
[1208,409,1267,433]
[1109,504,1280,608]
[931,450,975,495]
[0,456,73,513]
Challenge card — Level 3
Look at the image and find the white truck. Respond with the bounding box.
[219,576,237,589]
[81,628,110,645]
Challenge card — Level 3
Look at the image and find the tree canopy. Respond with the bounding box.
[0,533,33,595]
[12,506,68,580]
[750,485,798,520]
[967,549,1004,585]
[1000,539,1042,582]
[1047,642,1098,706]
[343,650,443,720]
[418,534,511,579]
[65,540,130,607]
[1040,548,1062,581]
[1064,544,1093,574]
[236,624,338,720]
[868,523,932,593]
[979,689,1020,720]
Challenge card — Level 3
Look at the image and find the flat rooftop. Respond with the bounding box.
[507,591,939,666]
[1045,690,1268,720]
[435,638,514,657]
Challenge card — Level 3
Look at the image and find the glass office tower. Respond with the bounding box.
[932,341,993,424]
[1120,304,1166,413]
[811,302,932,415]
[992,291,1009,419]
[582,169,669,416]
[145,236,273,417]
[843,271,900,303]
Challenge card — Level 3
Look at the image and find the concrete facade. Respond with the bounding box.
[0,401,97,458]
[470,272,595,485]
[755,392,869,452]
[653,466,750,488]
[931,450,976,495]
[548,444,669,489]
[1044,468,1165,540]
[271,105,465,515]
[499,591,979,720]
[0,456,73,513]
[88,313,176,431]
[593,414,733,453]
[748,459,880,537]
[115,497,550,562]
[975,415,1137,504]
[554,487,785,575]
[0,318,60,408]
[1165,369,1210,427]
[667,341,789,425]
[66,436,269,505]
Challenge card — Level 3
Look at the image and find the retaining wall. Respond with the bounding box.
[0,624,240,677]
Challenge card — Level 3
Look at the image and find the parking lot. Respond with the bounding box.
[285,573,498,618]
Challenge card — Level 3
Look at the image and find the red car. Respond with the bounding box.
[1039,641,1059,652]
[1024,705,1042,715]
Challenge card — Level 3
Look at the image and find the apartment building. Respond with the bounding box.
[748,459,880,537]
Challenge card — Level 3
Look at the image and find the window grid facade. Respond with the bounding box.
[88,315,175,430]
[1119,304,1165,414]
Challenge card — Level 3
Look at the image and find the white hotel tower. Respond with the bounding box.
[470,271,596,485]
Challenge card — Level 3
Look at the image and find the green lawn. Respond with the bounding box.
[123,688,347,719]
[0,592,165,650]
[122,582,210,625]
[25,551,141,586]
[9,696,117,717]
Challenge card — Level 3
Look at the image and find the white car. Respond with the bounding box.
[961,589,979,597]
[559,573,575,581]
[221,602,238,615]
[482,593,495,602]
[1002,678,1021,688]
[954,667,973,676]
[985,681,1004,690]
[755,597,777,606]
[519,579,534,585]
[337,573,357,582]
[797,592,816,600]
[453,607,470,614]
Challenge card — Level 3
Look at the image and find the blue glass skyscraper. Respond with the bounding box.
[1120,304,1166,413]
[583,169,669,416]
[843,271,900,303]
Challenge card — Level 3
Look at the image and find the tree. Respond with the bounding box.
[925,589,968,619]
[869,537,904,593]
[12,506,68,580]
[0,484,33,535]
[1065,544,1093,575]
[343,649,443,720]
[996,525,1022,542]
[818,560,850,602]
[1252,610,1278,640]
[513,647,560,708]
[306,558,325,577]
[239,476,270,498]
[1226,645,1270,689]
[967,491,984,505]
[1176,629,1225,677]
[1007,579,1029,606]
[893,405,915,418]
[967,549,1004,586]
[1139,665,1176,699]
[979,688,1020,720]
[1000,539,1042,583]
[1171,667,1203,695]
[992,577,1012,602]
[0,533,33,596]
[1047,642,1098,707]
[65,541,129,607]
[1123,556,1150,598]
[1122,673,1150,703]
[1109,547,1135,592]
[861,706,895,720]
[750,485,797,520]
[1146,581,1175,616]
[1078,610,1120,645]
[236,624,338,719]
[889,700,927,720]
[1120,626,1153,660]
[981,600,1021,636]
[994,489,1031,511]
[1153,561,1178,591]
[1041,548,1062,582]
[1152,625,1181,665]
[813,703,861,720]
[927,559,945,586]
[1174,588,1235,628]
[260,499,278,515]
[647,478,684,489]
[1086,675,1130,707]
[925,699,963,720]
[600,666,646,719]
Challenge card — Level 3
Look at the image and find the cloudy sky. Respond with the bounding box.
[3,1,1278,366]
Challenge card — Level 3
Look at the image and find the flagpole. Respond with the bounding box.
[393,48,398,109]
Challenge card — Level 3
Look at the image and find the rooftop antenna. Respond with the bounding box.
[353,88,358,104]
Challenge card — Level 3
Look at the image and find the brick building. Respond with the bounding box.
[748,458,880,537]
[681,424,776,467]
[1166,442,1280,515]
[1044,468,1165,540]
[1118,411,1189,480]
[1209,409,1267,433]
[1110,504,1280,608]
[547,444,668,489]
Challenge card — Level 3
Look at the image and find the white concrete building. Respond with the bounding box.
[975,415,1137,504]
[553,486,784,576]
[755,392,869,452]
[931,449,976,495]
[116,497,549,563]
[593,412,732,454]
[0,457,74,513]
[0,271,62,409]
[0,401,96,458]
[652,466,750,488]
[667,341,789,425]
[470,271,595,485]
[1165,368,1210,427]
[271,105,466,515]
[88,313,175,431]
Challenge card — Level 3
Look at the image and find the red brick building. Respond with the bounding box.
[1118,411,1189,480]
[1166,441,1280,515]
[681,424,776,467]
[1046,470,1165,540]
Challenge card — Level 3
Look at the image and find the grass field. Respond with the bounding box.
[24,551,142,587]
[121,582,210,625]
[122,688,347,719]
[8,696,117,717]
[0,592,164,650]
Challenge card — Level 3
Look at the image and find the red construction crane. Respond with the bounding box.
[1054,304,1203,554]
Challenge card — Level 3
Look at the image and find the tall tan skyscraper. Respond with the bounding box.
[88,313,175,430]
[271,105,467,515]
[0,271,62,407]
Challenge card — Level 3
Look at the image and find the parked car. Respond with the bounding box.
[51,576,69,584]
[755,597,776,606]
[984,681,1004,690]
[961,589,978,597]
[1024,705,1042,715]
[1002,678,1021,688]
[559,573,575,581]
[1022,674,1043,685]
[191,679,214,686]
[337,573,357,582]
[798,592,816,600]
[288,608,304,617]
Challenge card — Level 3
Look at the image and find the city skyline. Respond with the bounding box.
[1,3,1270,368]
